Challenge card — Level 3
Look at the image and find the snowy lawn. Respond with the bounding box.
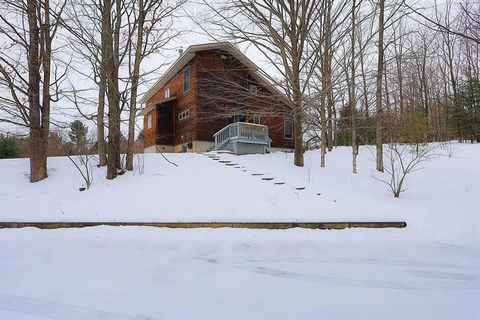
[0,143,479,319]
[0,143,479,230]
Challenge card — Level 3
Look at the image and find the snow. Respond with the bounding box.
[0,226,479,319]
[1,143,478,228]
[0,142,479,319]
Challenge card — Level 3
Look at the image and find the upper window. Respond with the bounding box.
[164,85,170,98]
[284,119,293,139]
[233,115,246,123]
[147,114,152,129]
[249,85,258,94]
[250,116,261,124]
[183,67,190,92]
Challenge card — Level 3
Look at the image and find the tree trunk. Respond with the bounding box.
[126,1,146,171]
[351,0,357,174]
[103,0,120,179]
[375,0,385,172]
[320,76,327,167]
[325,0,334,152]
[293,104,304,167]
[27,0,48,182]
[114,0,122,171]
[97,18,107,167]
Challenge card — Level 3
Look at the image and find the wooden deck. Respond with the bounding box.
[0,221,407,230]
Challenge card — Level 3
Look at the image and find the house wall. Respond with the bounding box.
[195,50,294,149]
[143,109,157,149]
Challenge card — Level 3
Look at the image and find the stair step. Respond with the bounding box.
[225,163,238,166]
[219,160,231,163]
[251,173,264,176]
[295,187,306,190]
[274,182,285,185]
[262,177,274,181]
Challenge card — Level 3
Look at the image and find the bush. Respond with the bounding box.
[0,136,20,159]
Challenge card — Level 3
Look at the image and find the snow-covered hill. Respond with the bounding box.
[0,143,479,319]
[1,143,479,242]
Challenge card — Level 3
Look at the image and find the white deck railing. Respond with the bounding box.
[213,122,270,151]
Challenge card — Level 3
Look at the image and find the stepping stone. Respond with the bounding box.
[251,173,264,176]
[295,187,306,190]
[274,182,285,185]
[262,177,274,181]
[219,160,231,163]
[225,163,238,166]
[212,158,220,161]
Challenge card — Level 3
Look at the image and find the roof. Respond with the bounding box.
[138,42,288,108]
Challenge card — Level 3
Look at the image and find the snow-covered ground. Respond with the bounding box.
[0,226,479,319]
[0,143,479,227]
[0,143,479,319]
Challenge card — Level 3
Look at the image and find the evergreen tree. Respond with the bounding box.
[69,120,88,150]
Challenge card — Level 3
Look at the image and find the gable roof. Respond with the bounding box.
[139,42,288,107]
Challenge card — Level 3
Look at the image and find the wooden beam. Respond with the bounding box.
[0,221,407,230]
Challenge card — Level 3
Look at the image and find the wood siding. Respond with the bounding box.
[143,109,156,149]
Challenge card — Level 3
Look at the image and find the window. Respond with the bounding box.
[249,84,258,94]
[249,116,261,124]
[284,119,293,139]
[178,109,190,121]
[233,114,246,123]
[147,114,152,129]
[183,67,190,92]
[164,85,170,98]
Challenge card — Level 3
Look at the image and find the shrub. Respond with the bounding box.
[0,136,20,159]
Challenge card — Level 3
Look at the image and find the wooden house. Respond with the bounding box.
[139,42,294,154]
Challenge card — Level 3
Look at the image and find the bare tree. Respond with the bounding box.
[375,0,385,172]
[62,0,108,166]
[373,143,435,197]
[350,0,358,174]
[0,0,66,182]
[125,0,185,171]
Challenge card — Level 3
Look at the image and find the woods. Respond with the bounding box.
[0,0,479,182]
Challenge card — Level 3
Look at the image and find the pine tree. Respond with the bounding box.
[69,120,88,151]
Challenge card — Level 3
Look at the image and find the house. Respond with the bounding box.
[139,42,294,154]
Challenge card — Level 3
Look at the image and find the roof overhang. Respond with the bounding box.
[139,42,289,106]
[139,96,177,116]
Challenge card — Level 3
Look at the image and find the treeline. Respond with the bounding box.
[0,125,144,160]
